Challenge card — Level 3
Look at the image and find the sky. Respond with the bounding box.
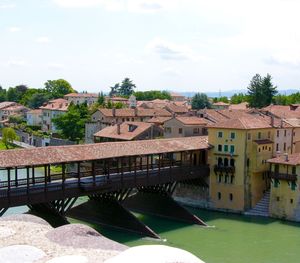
[1,0,300,93]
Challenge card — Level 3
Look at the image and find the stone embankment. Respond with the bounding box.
[0,214,205,263]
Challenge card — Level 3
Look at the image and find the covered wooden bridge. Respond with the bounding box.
[0,136,210,237]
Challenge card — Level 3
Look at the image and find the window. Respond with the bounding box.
[284,143,286,151]
[276,196,280,201]
[247,158,250,167]
[284,130,287,137]
[218,192,221,200]
[218,157,223,166]
[229,193,233,201]
[230,175,234,184]
[258,132,261,139]
[218,145,222,152]
[230,159,235,167]
[269,147,271,151]
[218,131,223,138]
[225,174,228,183]
[276,144,279,151]
[291,182,297,191]
[165,127,172,133]
[274,179,280,188]
[230,132,235,139]
[230,145,235,154]
[224,145,228,152]
[218,175,222,183]
[290,199,294,204]
[248,133,251,140]
[179,128,183,134]
[193,128,200,134]
[259,148,261,152]
[224,158,229,167]
[268,131,271,138]
[277,130,279,137]
[292,166,296,175]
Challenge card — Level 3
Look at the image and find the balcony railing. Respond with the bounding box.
[270,172,297,181]
[214,165,235,174]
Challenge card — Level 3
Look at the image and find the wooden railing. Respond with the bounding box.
[214,165,235,174]
[269,172,297,181]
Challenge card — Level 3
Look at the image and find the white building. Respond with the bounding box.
[64,93,98,106]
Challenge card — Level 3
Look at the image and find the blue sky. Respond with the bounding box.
[1,0,300,93]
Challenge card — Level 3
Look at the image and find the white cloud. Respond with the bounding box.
[8,26,20,32]
[147,37,206,61]
[7,60,26,67]
[36,36,50,43]
[0,3,16,9]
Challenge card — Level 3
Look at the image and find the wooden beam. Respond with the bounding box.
[15,168,18,187]
[92,161,96,187]
[77,162,81,186]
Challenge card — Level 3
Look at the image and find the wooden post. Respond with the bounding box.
[146,155,149,185]
[92,161,96,187]
[15,168,18,187]
[26,166,30,196]
[107,159,110,180]
[48,165,51,182]
[44,165,48,196]
[7,168,11,200]
[121,157,124,187]
[158,154,161,183]
[77,162,81,186]
[151,155,153,170]
[62,163,66,194]
[32,166,35,184]
[134,156,137,184]
[180,152,183,166]
[129,156,132,173]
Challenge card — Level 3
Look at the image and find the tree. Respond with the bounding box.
[1,127,18,149]
[119,78,136,97]
[247,74,277,108]
[6,85,28,102]
[52,103,90,142]
[230,93,247,104]
[27,92,51,108]
[44,79,74,99]
[134,90,171,101]
[0,86,6,102]
[109,83,120,97]
[97,92,105,106]
[191,93,211,109]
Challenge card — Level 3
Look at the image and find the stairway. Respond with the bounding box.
[245,191,270,217]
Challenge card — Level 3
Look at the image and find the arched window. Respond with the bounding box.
[224,158,229,167]
[218,157,223,166]
[230,159,235,167]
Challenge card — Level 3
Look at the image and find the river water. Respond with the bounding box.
[5,203,300,263]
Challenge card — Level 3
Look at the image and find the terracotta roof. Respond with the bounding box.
[175,117,209,125]
[40,99,69,111]
[109,96,128,102]
[208,115,272,129]
[98,108,172,117]
[64,93,98,98]
[261,105,300,119]
[3,105,29,111]
[254,139,273,145]
[94,122,155,140]
[229,102,249,110]
[284,118,300,127]
[267,153,300,166]
[199,109,230,123]
[170,92,185,97]
[213,102,229,106]
[147,116,172,124]
[164,103,189,114]
[0,102,16,110]
[0,136,210,168]
[27,109,43,114]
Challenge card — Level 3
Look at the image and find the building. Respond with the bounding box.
[64,93,98,105]
[208,115,274,212]
[164,117,209,138]
[26,109,43,126]
[212,101,230,110]
[0,101,29,120]
[91,108,172,127]
[94,122,163,142]
[267,153,300,221]
[170,92,186,102]
[40,99,69,132]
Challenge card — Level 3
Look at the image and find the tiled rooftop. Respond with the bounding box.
[99,108,172,117]
[267,153,300,166]
[0,136,210,168]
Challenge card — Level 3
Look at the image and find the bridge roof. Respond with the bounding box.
[0,136,209,168]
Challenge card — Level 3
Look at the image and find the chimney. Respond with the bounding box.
[284,153,289,162]
[270,116,274,127]
[112,107,116,117]
[276,151,281,158]
[117,123,121,135]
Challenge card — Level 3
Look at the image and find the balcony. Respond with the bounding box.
[270,172,297,181]
[214,165,235,175]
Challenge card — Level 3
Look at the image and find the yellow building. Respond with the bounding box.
[208,116,274,212]
[268,153,300,221]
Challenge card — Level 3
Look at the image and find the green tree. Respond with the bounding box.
[109,83,120,97]
[97,91,105,106]
[134,90,171,101]
[247,74,277,108]
[230,93,247,104]
[44,79,74,99]
[119,78,136,97]
[6,85,28,102]
[52,103,90,142]
[1,127,18,149]
[191,93,211,109]
[0,86,6,102]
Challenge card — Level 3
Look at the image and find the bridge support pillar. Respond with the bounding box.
[123,183,207,226]
[66,190,160,239]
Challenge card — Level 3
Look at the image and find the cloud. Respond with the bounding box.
[47,63,65,70]
[0,3,16,9]
[266,53,300,68]
[36,36,50,43]
[147,38,205,61]
[7,60,26,67]
[8,26,21,32]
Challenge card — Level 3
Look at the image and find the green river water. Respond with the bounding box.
[6,204,300,263]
